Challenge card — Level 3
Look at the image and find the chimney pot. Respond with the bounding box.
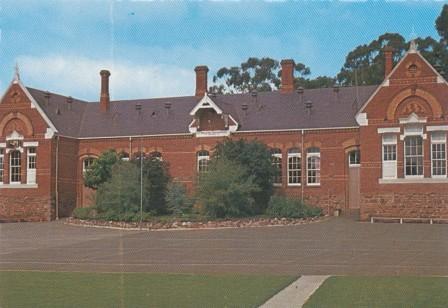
[280,59,295,93]
[383,46,394,78]
[195,65,209,97]
[100,70,111,112]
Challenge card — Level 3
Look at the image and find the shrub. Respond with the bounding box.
[266,196,322,218]
[72,207,96,220]
[84,149,120,189]
[213,139,275,214]
[166,182,194,216]
[138,158,170,215]
[197,159,260,218]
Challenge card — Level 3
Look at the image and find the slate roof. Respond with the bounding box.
[26,85,378,138]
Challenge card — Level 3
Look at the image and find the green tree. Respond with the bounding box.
[166,182,194,216]
[83,150,120,189]
[95,161,140,215]
[197,159,260,218]
[213,139,274,213]
[436,4,448,45]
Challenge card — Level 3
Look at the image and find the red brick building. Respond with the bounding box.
[1,43,447,222]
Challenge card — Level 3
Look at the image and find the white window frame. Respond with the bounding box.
[382,134,397,179]
[287,148,301,186]
[27,147,37,184]
[0,148,4,184]
[197,150,210,175]
[271,148,282,186]
[431,132,447,178]
[83,157,96,174]
[307,148,321,186]
[9,150,21,184]
[348,150,360,167]
[404,135,424,178]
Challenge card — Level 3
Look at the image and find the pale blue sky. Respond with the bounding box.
[0,1,444,100]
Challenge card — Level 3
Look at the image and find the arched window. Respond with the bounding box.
[10,150,21,184]
[83,157,96,174]
[197,150,210,174]
[287,148,301,186]
[150,151,163,161]
[132,152,146,161]
[271,148,282,185]
[307,147,320,185]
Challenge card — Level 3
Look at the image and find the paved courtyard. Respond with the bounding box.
[0,217,447,275]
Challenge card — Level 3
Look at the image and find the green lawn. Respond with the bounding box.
[305,276,448,308]
[0,271,295,308]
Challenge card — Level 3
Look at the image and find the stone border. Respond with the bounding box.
[65,216,326,231]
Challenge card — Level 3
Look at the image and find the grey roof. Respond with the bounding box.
[27,85,378,138]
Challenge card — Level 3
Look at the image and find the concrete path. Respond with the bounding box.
[261,275,329,308]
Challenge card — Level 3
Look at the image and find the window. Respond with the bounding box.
[0,149,4,184]
[27,147,37,184]
[405,136,423,177]
[287,148,301,186]
[83,157,96,174]
[271,148,282,185]
[431,132,446,177]
[197,150,210,174]
[120,152,130,161]
[307,148,320,185]
[382,134,397,179]
[150,151,162,161]
[10,150,21,184]
[348,150,360,166]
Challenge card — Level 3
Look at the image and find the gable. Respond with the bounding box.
[357,46,448,125]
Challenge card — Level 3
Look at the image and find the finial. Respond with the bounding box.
[13,62,20,83]
[409,39,417,53]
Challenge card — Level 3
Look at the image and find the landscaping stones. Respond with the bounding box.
[65,216,323,231]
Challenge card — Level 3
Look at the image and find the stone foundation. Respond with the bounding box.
[360,192,448,221]
[0,195,52,222]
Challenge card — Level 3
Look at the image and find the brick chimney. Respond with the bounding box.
[280,59,295,93]
[100,70,111,112]
[383,46,394,78]
[195,65,209,97]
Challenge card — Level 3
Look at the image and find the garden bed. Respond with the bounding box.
[65,216,324,231]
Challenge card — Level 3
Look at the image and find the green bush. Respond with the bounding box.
[72,207,96,220]
[96,211,152,222]
[197,159,260,218]
[138,158,170,215]
[266,196,322,218]
[213,139,275,214]
[84,149,120,189]
[166,182,194,216]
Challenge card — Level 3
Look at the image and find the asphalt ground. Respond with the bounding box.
[0,217,447,275]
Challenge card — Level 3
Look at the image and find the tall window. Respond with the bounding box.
[27,147,37,184]
[0,149,4,184]
[431,132,446,177]
[382,134,397,179]
[83,157,96,174]
[197,150,210,174]
[271,148,282,185]
[287,148,301,186]
[307,147,321,185]
[405,136,423,177]
[10,150,21,184]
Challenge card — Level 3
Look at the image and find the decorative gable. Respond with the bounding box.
[189,93,238,137]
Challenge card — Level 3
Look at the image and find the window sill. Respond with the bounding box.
[0,184,38,189]
[307,183,321,187]
[379,178,448,184]
[287,184,301,187]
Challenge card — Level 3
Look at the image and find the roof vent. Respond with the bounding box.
[296,87,304,94]
[242,103,248,111]
[135,103,142,112]
[333,85,340,93]
[66,96,73,110]
[251,90,258,97]
[305,100,313,115]
[164,102,172,109]
[56,107,61,115]
[44,91,51,105]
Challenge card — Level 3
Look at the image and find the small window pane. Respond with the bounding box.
[348,150,360,165]
[10,151,21,183]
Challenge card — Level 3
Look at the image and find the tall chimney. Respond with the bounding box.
[195,65,209,97]
[383,46,394,78]
[100,70,111,112]
[280,59,295,93]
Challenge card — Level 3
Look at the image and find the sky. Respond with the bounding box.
[0,1,445,101]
